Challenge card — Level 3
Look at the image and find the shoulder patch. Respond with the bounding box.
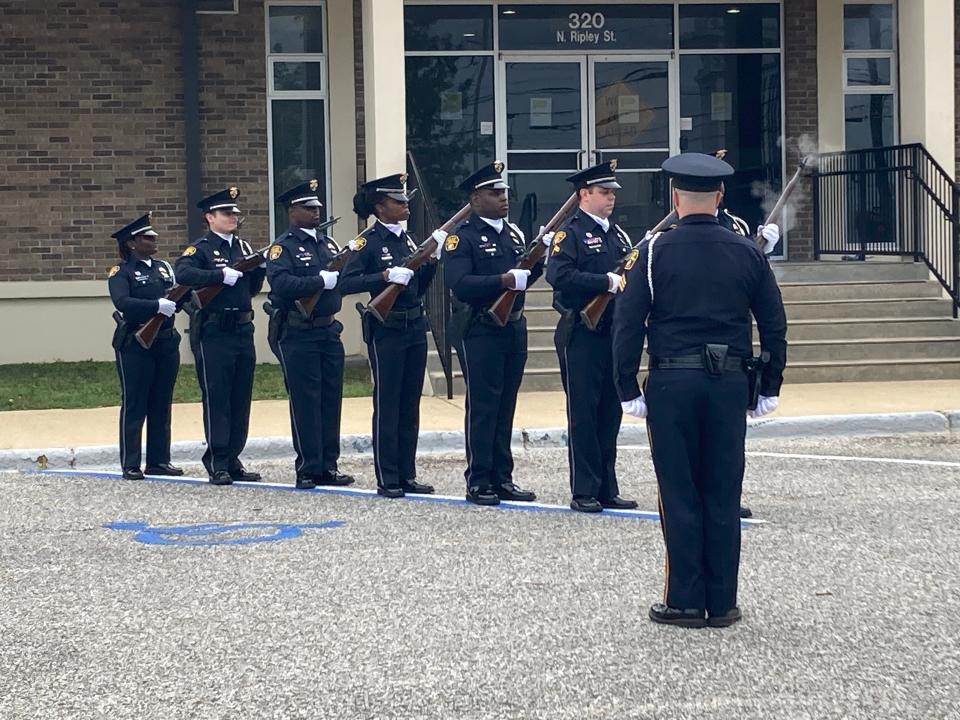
[181,246,197,257]
[107,265,120,278]
[268,245,283,260]
[350,236,367,251]
[623,248,640,270]
[445,235,459,252]
[553,231,566,243]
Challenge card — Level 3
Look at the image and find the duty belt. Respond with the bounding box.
[286,312,335,330]
[380,304,423,329]
[154,326,176,340]
[479,308,523,325]
[203,310,253,330]
[651,355,745,372]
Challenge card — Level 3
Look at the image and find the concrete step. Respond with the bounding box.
[777,337,960,363]
[778,280,943,301]
[784,297,954,320]
[772,261,929,283]
[430,368,563,396]
[782,317,960,341]
[784,358,960,383]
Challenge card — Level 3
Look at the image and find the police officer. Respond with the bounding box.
[443,161,548,506]
[265,179,354,490]
[340,174,439,498]
[545,161,638,513]
[612,153,787,628]
[107,213,182,480]
[175,188,265,486]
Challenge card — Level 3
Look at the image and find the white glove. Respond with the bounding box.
[758,224,780,255]
[541,232,555,246]
[319,270,339,290]
[387,266,415,286]
[221,267,243,286]
[156,298,177,317]
[606,272,622,294]
[430,229,447,259]
[643,230,655,242]
[506,268,531,291]
[749,395,780,418]
[621,396,648,419]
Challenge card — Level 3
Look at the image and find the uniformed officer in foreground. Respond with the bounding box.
[107,213,182,480]
[340,173,439,498]
[612,153,787,628]
[545,161,638,513]
[443,161,548,506]
[264,179,354,489]
[175,188,265,486]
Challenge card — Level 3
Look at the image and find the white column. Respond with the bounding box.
[362,0,407,179]
[899,0,956,177]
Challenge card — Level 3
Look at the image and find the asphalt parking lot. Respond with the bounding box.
[2,433,959,720]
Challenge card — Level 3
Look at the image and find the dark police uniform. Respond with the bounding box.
[612,153,787,627]
[107,213,181,479]
[340,173,437,497]
[443,162,541,505]
[265,179,351,489]
[546,161,637,512]
[175,187,265,485]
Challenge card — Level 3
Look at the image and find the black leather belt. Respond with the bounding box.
[286,312,335,329]
[204,310,253,329]
[652,355,745,372]
[479,308,523,325]
[380,305,424,328]
[155,327,176,340]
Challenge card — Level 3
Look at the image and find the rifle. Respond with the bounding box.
[579,210,677,331]
[754,155,813,248]
[366,203,472,322]
[290,216,351,319]
[191,242,272,309]
[133,284,192,349]
[486,192,579,327]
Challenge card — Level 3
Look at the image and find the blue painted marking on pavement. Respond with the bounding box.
[103,519,345,546]
[33,469,762,527]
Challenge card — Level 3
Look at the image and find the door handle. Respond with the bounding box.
[576,149,587,170]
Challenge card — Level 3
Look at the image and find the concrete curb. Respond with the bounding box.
[2,409,958,472]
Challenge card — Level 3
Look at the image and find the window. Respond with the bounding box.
[842,2,897,150]
[266,3,329,236]
[679,4,780,50]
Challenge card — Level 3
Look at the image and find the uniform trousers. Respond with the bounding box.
[644,367,748,614]
[455,318,527,492]
[115,332,181,470]
[270,321,345,477]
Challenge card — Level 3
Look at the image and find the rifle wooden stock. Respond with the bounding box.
[755,156,811,247]
[579,210,677,331]
[366,203,472,322]
[133,284,192,349]
[294,245,354,319]
[486,193,579,327]
[190,246,270,309]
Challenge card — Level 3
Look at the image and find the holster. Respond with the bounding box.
[356,302,374,345]
[183,300,204,349]
[264,300,285,346]
[555,308,577,349]
[702,344,730,377]
[111,311,129,351]
[448,302,475,345]
[744,351,771,411]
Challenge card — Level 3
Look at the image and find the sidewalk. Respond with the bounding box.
[2,380,960,451]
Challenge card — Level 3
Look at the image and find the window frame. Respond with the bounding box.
[841,1,898,148]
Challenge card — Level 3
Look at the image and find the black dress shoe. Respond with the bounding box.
[209,470,233,486]
[144,463,184,476]
[295,474,317,489]
[495,482,536,502]
[231,468,261,482]
[316,471,354,487]
[739,505,753,519]
[400,479,434,494]
[122,468,144,481]
[466,486,500,506]
[377,486,405,499]
[570,497,603,513]
[708,607,742,628]
[600,496,639,510]
[648,603,707,628]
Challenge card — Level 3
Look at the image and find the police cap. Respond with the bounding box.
[566,160,621,190]
[276,179,323,208]
[662,153,734,192]
[459,161,509,193]
[197,187,241,213]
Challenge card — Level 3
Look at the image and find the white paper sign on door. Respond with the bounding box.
[530,97,553,127]
[618,95,640,124]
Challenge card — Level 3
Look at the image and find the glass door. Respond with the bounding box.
[588,56,674,233]
[498,56,588,240]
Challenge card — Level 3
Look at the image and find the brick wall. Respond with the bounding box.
[0,0,268,281]
[783,0,818,261]
[956,0,959,179]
